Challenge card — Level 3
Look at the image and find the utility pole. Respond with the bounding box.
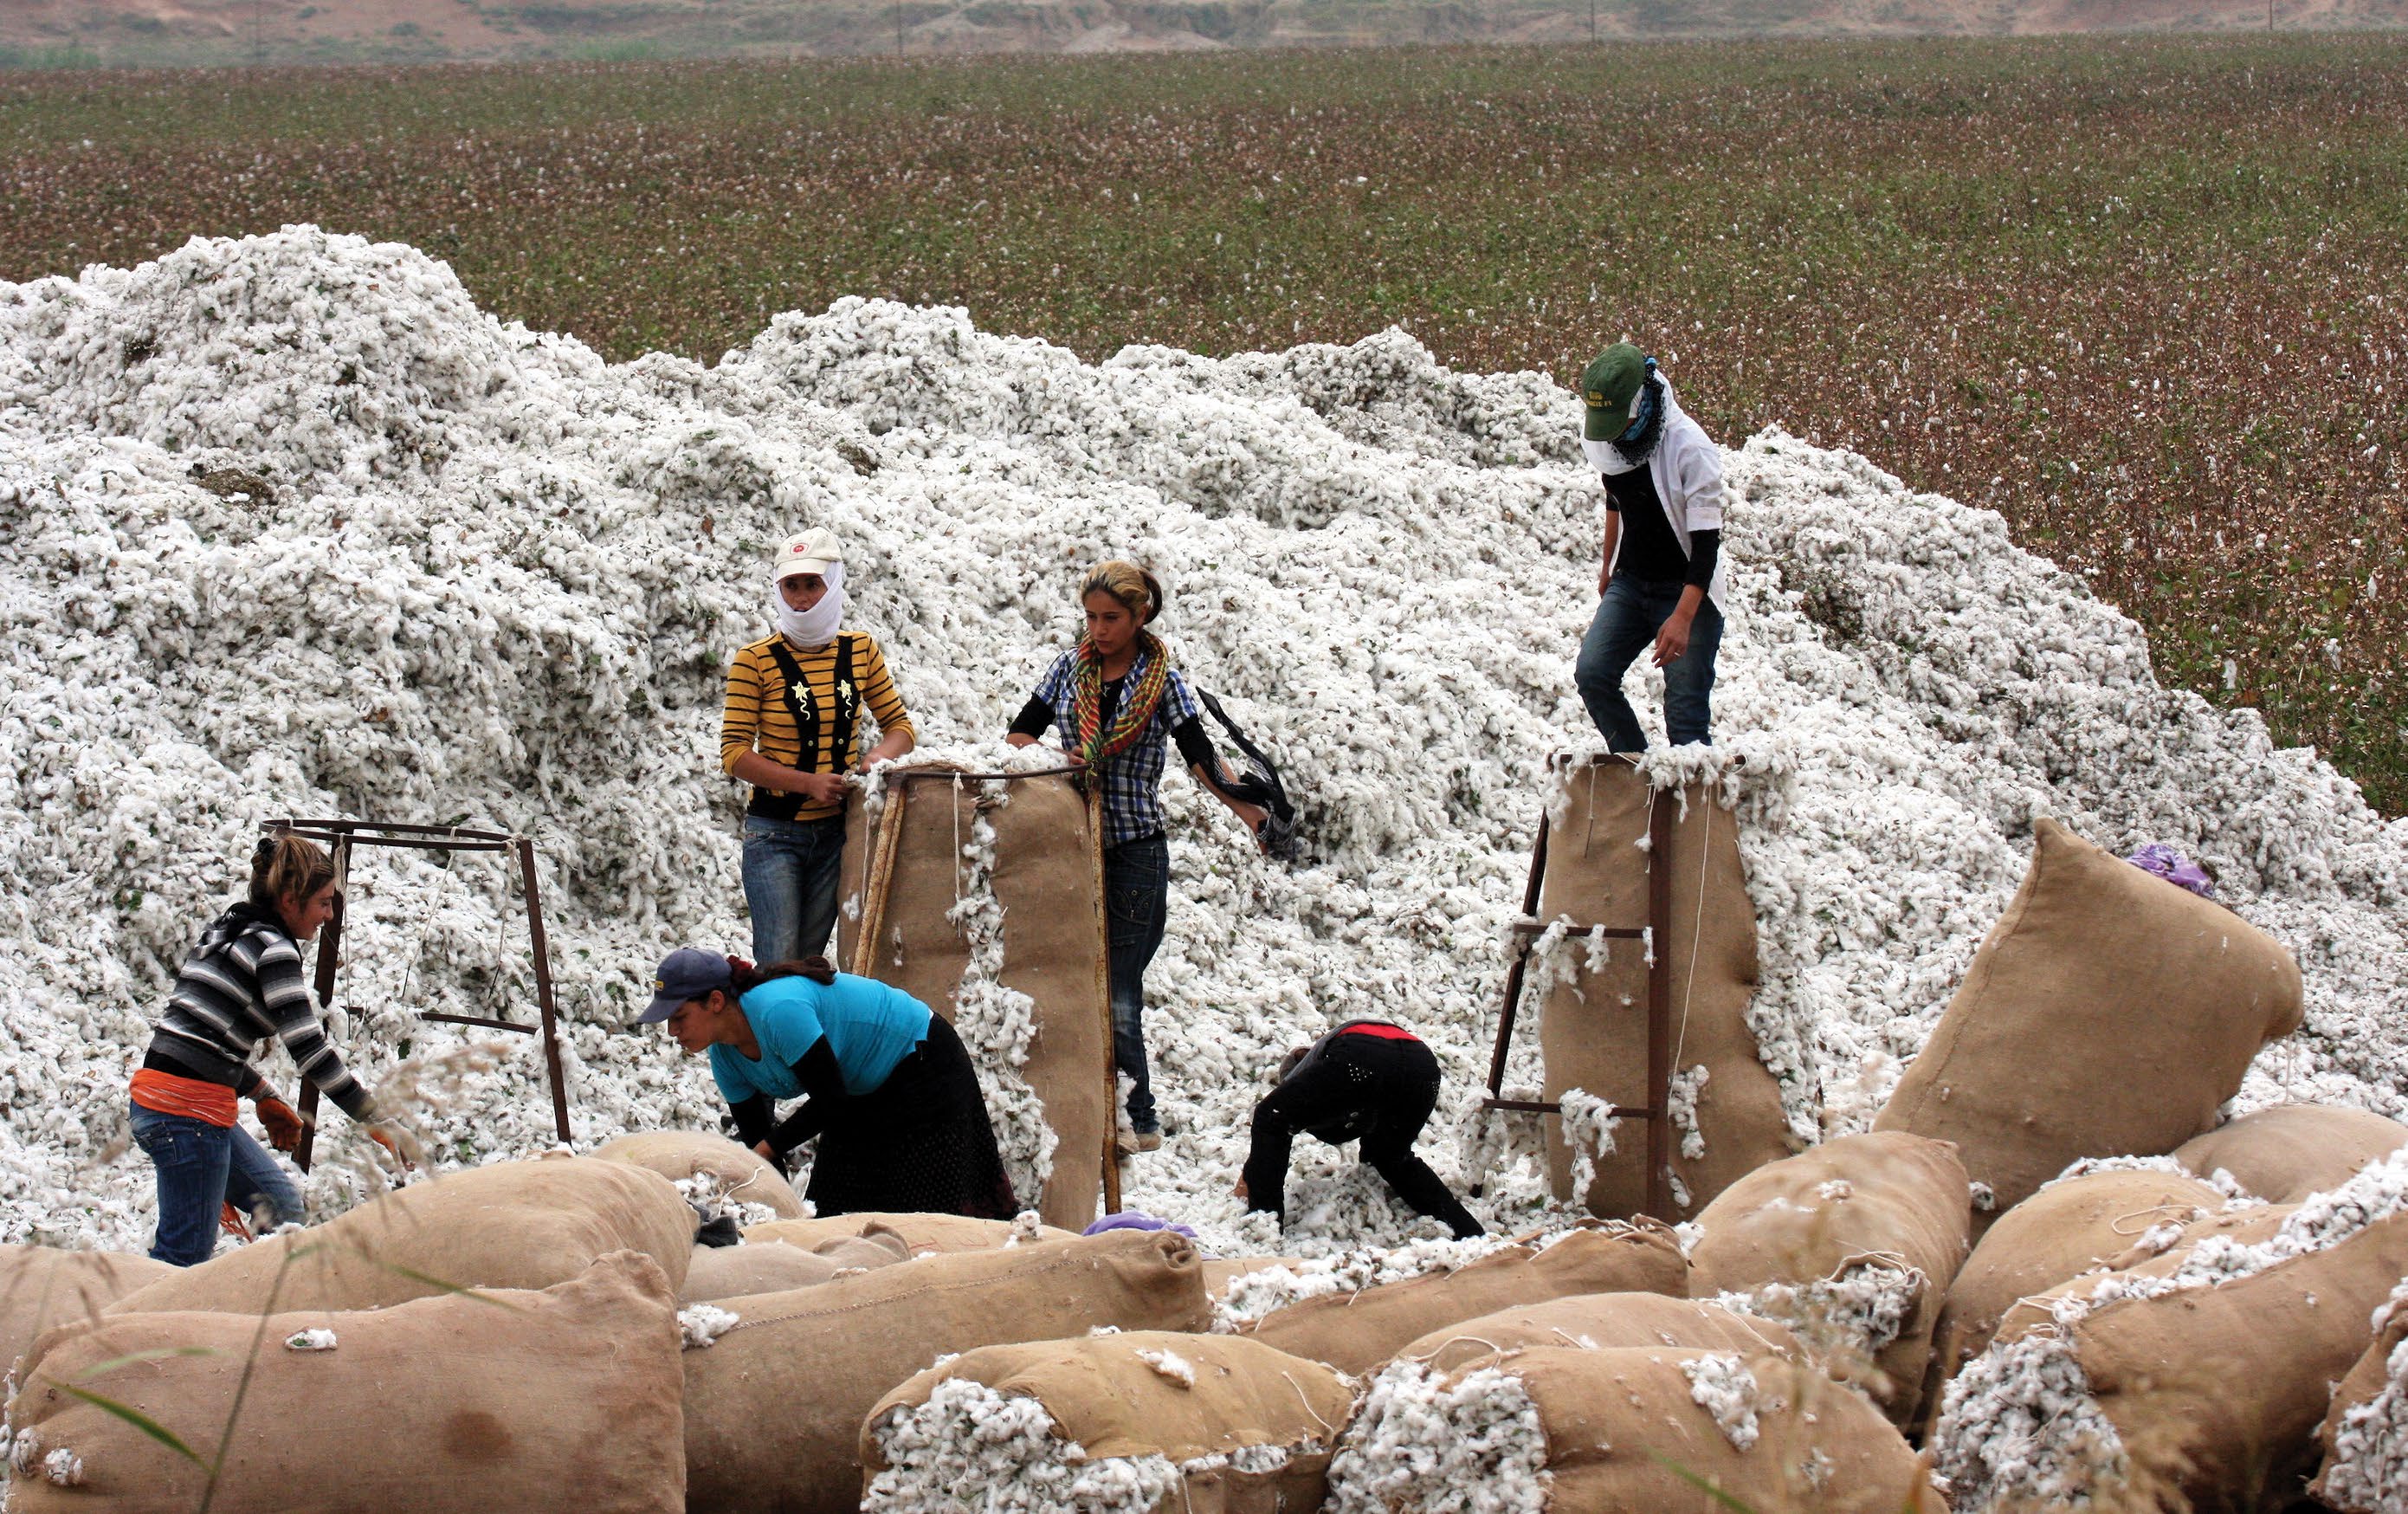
[252,0,264,66]
[896,0,904,54]
[1590,0,1597,42]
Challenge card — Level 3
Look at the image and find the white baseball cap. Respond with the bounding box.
[774,527,842,583]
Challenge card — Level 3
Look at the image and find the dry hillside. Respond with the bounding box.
[5,0,2400,64]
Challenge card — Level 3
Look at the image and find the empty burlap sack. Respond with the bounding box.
[1928,1166,2225,1404]
[1875,818,2304,1229]
[109,1155,694,1315]
[683,1228,1209,1514]
[1957,1212,2408,1512]
[0,1245,169,1384]
[745,1211,1076,1256]
[592,1129,805,1219]
[1330,1343,1938,1514]
[1686,1131,1970,1423]
[1538,760,1791,1220]
[681,1241,849,1301]
[862,1331,1355,1514]
[2310,1288,2408,1513]
[1239,1223,1688,1375]
[837,770,1109,1233]
[2174,1103,2408,1203]
[4,1251,684,1514]
[1396,1291,1804,1375]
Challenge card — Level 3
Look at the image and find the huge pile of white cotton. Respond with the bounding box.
[3,227,2403,1256]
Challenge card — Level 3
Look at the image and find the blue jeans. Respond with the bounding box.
[129,1103,303,1267]
[1574,576,1724,753]
[741,812,847,964]
[1103,834,1171,1136]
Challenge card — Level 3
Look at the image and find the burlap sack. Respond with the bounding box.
[109,1155,694,1315]
[1396,1291,1804,1375]
[681,1241,848,1301]
[2310,1291,2408,1512]
[1929,1166,2225,1400]
[1686,1132,1970,1422]
[837,770,1111,1233]
[1239,1223,1688,1375]
[1200,1256,1291,1301]
[862,1331,1355,1514]
[1979,1212,2408,1512]
[1875,818,2304,1229]
[2173,1103,2408,1203]
[592,1129,806,1219]
[0,1245,170,1386]
[683,1228,1209,1514]
[1352,1344,1936,1513]
[1537,760,1791,1220]
[4,1251,684,1514]
[745,1211,1076,1256]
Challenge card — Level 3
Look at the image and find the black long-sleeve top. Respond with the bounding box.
[1607,463,1720,592]
[1242,1022,1483,1240]
[727,1035,849,1160]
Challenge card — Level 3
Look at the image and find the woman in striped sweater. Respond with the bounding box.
[130,831,392,1265]
[720,527,916,965]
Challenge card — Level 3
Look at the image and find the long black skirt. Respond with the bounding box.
[804,1013,1019,1220]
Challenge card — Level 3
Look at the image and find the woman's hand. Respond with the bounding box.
[752,1140,779,1163]
[792,770,849,805]
[1004,733,1037,749]
[1232,1177,1249,1202]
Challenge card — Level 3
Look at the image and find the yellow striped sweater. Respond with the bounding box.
[720,631,914,821]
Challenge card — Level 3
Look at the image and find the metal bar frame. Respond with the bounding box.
[274,819,574,1170]
[1478,765,1682,1220]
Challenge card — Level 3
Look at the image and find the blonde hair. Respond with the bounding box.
[1081,560,1164,625]
[249,830,335,913]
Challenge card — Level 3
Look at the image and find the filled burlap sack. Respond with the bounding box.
[2310,1286,2408,1513]
[1928,1165,2225,1402]
[1238,1223,1688,1375]
[4,1251,684,1514]
[1939,1211,2408,1512]
[1686,1131,1970,1423]
[745,1211,1075,1256]
[1875,818,2303,1230]
[1328,1343,1939,1514]
[837,770,1110,1233]
[681,1240,849,1301]
[1200,1257,1290,1301]
[109,1155,694,1315]
[0,1245,170,1386]
[1396,1291,1804,1375]
[862,1331,1355,1514]
[592,1129,805,1219]
[2173,1103,2408,1204]
[683,1228,1209,1514]
[1537,759,1791,1221]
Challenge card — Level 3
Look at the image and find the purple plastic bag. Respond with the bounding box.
[1082,1210,1199,1240]
[2126,843,2216,899]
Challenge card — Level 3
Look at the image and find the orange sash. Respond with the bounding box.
[130,1068,238,1127]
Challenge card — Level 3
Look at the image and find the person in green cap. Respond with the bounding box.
[1572,342,1727,752]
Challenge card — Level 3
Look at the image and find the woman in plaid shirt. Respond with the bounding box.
[1006,561,1265,1155]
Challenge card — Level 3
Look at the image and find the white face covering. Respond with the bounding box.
[771,560,845,648]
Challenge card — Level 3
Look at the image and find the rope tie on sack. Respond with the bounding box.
[1668,789,1712,1083]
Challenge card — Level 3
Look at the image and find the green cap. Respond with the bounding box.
[1580,343,1646,442]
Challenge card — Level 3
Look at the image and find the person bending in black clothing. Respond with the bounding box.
[1236,1020,1485,1240]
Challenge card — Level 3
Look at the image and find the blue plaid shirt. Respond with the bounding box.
[1028,648,1203,847]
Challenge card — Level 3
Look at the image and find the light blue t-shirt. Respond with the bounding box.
[707,974,933,1105]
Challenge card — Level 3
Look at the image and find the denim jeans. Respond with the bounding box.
[129,1102,303,1267]
[741,812,848,964]
[1574,576,1725,753]
[1103,833,1171,1136]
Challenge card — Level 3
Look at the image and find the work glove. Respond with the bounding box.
[254,1094,304,1153]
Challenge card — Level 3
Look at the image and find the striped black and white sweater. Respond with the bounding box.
[144,903,372,1120]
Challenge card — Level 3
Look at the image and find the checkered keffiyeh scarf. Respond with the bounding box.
[1072,631,1171,769]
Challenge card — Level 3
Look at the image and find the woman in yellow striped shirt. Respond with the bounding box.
[720,527,915,962]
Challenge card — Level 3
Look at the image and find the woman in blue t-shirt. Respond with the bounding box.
[636,948,1016,1219]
